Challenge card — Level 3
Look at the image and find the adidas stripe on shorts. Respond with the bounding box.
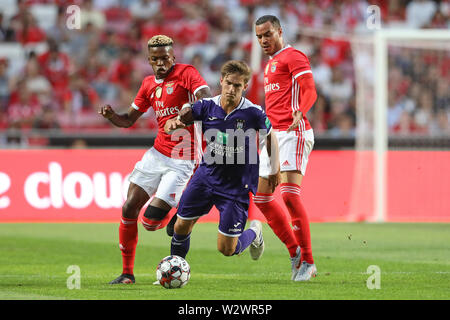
[259,129,314,178]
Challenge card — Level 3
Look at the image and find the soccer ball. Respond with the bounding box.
[156,255,190,289]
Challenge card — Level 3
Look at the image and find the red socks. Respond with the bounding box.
[280,183,314,264]
[254,193,299,258]
[141,211,173,231]
[119,217,138,275]
[118,210,175,275]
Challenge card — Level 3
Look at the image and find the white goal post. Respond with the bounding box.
[373,29,450,222]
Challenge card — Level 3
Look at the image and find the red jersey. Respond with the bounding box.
[263,45,313,131]
[132,63,208,160]
[38,51,71,92]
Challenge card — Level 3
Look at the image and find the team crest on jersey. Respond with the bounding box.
[270,61,278,73]
[235,119,245,130]
[166,82,175,95]
[155,86,162,98]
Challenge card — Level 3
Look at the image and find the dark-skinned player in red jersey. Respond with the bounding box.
[99,35,211,284]
[254,15,318,282]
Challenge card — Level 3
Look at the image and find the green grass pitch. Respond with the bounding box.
[0,223,449,300]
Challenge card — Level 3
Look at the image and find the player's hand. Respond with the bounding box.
[287,110,303,132]
[267,171,280,193]
[98,105,115,120]
[165,118,186,134]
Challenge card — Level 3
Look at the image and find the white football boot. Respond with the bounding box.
[294,261,317,281]
[290,246,301,280]
[249,220,264,260]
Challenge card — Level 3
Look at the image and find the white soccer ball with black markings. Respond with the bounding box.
[156,255,190,289]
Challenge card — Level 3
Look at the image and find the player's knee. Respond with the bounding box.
[141,206,169,231]
[144,205,169,220]
[122,200,139,219]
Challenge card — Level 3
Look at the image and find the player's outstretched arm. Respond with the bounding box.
[98,105,143,128]
[265,132,280,192]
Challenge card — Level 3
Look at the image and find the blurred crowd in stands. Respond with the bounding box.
[0,0,449,147]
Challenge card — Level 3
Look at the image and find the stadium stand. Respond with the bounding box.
[0,0,448,147]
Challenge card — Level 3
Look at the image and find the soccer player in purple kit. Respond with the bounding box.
[164,60,280,260]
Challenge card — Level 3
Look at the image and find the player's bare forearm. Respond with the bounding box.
[178,105,195,126]
[266,132,280,171]
[266,132,280,192]
[265,131,273,157]
[98,105,143,128]
[107,113,135,128]
[195,87,212,100]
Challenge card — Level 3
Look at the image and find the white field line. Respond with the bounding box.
[0,290,71,300]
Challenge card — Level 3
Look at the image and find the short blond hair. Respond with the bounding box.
[147,35,174,48]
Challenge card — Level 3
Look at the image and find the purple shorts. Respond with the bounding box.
[177,172,249,237]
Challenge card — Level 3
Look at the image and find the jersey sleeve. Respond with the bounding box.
[287,50,313,80]
[181,65,209,97]
[132,79,152,113]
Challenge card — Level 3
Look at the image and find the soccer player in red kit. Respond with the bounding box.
[254,16,318,281]
[99,35,211,284]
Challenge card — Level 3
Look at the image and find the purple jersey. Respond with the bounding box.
[191,95,272,203]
